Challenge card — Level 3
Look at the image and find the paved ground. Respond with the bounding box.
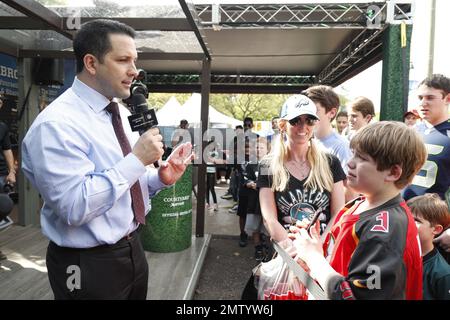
[192,180,262,300]
[193,234,259,300]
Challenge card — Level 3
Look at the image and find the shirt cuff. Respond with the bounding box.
[147,169,171,194]
[114,153,146,186]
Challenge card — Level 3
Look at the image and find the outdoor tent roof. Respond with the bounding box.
[0,0,413,93]
[155,93,241,127]
[140,28,355,75]
[155,96,182,126]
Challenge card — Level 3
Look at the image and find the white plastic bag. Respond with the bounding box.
[254,255,308,300]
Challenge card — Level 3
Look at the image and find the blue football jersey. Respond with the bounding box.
[403,120,450,200]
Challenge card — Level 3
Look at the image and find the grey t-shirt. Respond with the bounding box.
[317,132,352,174]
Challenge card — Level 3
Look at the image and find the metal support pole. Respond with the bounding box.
[380,24,412,121]
[195,58,211,237]
[17,57,41,226]
[427,0,436,76]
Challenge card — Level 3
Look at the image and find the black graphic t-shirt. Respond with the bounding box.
[257,154,346,232]
[0,121,12,176]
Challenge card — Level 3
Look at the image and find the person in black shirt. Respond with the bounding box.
[0,95,16,261]
[237,138,258,247]
[257,94,346,250]
[0,95,16,191]
[221,125,243,203]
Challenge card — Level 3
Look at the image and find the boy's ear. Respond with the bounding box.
[386,164,402,182]
[432,224,444,236]
[328,108,337,120]
[445,92,450,104]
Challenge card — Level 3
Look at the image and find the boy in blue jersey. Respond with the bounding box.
[403,74,450,201]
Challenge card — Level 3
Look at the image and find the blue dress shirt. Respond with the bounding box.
[22,78,167,248]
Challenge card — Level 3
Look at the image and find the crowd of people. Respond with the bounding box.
[215,74,450,300]
[0,17,448,300]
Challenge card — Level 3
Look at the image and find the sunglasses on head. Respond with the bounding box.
[288,116,317,126]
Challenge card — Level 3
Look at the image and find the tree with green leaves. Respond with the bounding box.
[147,93,191,110]
[210,94,290,121]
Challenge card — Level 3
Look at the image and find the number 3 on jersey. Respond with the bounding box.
[412,144,443,188]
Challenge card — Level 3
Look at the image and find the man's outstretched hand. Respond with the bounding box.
[158,142,194,185]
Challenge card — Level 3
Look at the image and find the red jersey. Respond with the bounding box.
[322,195,422,300]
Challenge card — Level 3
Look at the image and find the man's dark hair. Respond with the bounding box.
[419,74,450,97]
[73,19,136,73]
[303,85,340,120]
[243,117,253,130]
[336,110,348,119]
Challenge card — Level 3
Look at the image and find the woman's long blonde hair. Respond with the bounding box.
[265,120,334,193]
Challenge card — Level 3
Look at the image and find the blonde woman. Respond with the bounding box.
[257,95,346,250]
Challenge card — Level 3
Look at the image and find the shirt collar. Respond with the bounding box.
[423,247,438,263]
[71,77,114,113]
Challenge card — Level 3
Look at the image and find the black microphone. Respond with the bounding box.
[127,93,160,168]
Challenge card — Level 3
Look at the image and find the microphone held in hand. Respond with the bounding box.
[127,94,160,167]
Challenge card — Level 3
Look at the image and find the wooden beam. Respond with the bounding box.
[195,58,211,238]
[138,52,204,61]
[18,49,74,59]
[0,17,47,30]
[63,17,192,32]
[147,83,310,94]
[2,0,72,39]
[179,0,211,59]
[0,40,18,57]
[0,16,192,32]
[18,50,204,61]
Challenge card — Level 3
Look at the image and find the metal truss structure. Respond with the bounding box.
[147,74,315,85]
[0,0,414,91]
[196,2,413,29]
[180,1,413,89]
[146,74,316,93]
[318,27,384,85]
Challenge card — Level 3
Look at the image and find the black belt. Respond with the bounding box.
[49,229,140,252]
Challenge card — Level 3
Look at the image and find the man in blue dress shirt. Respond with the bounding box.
[21,19,193,299]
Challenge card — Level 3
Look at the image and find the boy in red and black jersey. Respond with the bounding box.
[291,122,427,300]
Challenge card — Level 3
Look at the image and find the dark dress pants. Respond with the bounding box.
[46,230,148,300]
